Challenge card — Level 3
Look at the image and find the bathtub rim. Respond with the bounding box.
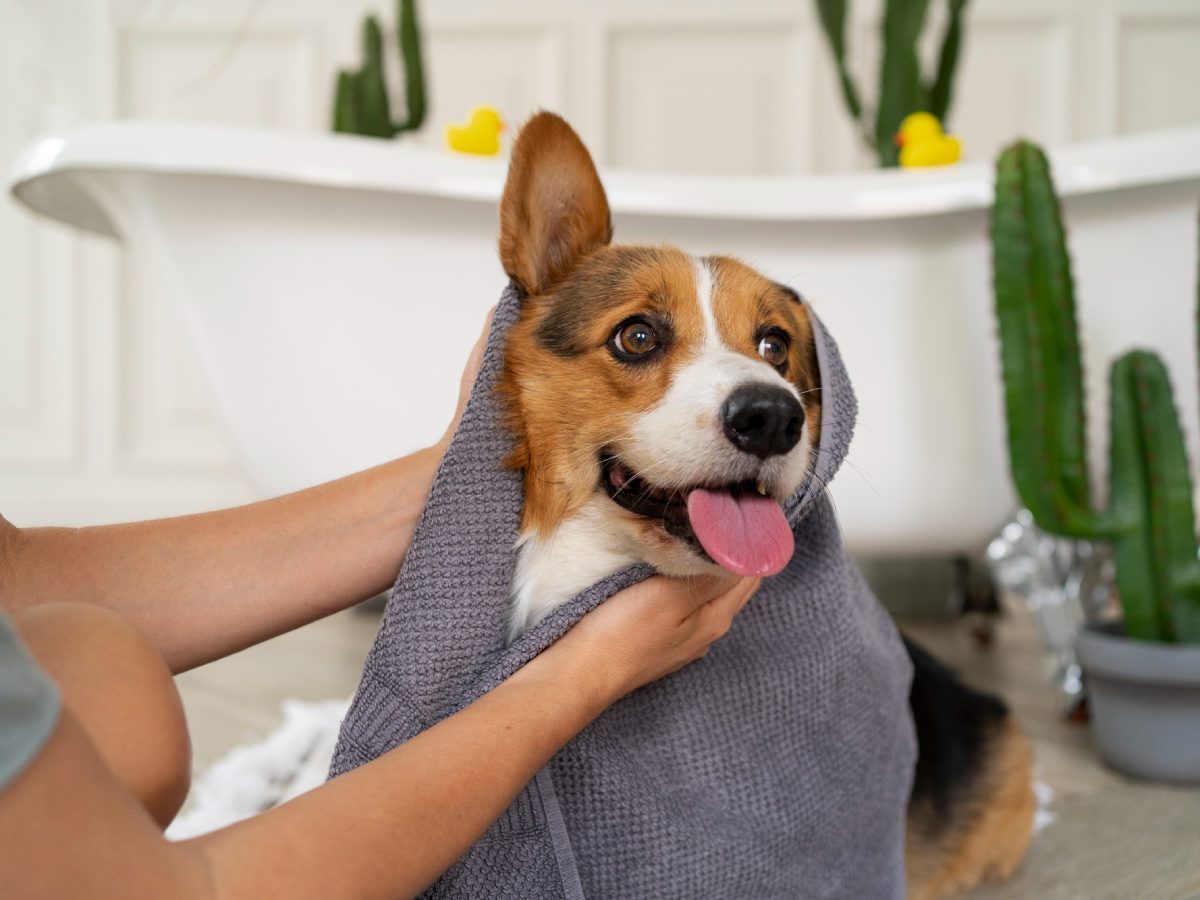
[9,120,1200,238]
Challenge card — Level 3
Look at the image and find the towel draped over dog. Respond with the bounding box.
[331,283,916,898]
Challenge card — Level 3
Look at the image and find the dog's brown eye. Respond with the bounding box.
[615,320,659,355]
[758,332,789,367]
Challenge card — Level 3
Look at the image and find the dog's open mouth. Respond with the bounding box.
[600,451,794,577]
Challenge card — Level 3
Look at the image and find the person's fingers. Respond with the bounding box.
[462,306,495,386]
[455,306,495,407]
[440,305,496,447]
[676,576,760,649]
[727,576,761,613]
[706,576,760,627]
[667,574,741,620]
[548,571,763,699]
[677,574,758,623]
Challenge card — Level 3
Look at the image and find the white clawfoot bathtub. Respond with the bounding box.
[10,123,1200,555]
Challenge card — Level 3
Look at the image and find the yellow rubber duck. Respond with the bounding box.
[446,106,505,156]
[895,112,961,168]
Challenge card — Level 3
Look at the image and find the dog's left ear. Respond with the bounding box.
[499,111,612,296]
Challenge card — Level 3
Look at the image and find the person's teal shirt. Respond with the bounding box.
[0,610,60,791]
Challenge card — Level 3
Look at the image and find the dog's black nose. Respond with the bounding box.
[721,384,805,459]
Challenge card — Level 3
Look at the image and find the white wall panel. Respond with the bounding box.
[812,19,880,174]
[415,23,566,152]
[951,16,1073,162]
[121,31,319,127]
[1118,16,1200,132]
[604,22,810,174]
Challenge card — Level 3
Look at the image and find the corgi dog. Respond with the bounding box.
[495,111,1035,900]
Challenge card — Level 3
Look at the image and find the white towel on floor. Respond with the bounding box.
[166,698,349,840]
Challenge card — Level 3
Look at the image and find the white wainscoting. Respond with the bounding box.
[3,0,1200,526]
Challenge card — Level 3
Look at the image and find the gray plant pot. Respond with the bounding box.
[1075,621,1200,783]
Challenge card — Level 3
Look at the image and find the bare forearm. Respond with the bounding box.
[2,572,754,900]
[0,447,442,672]
[195,650,612,899]
[3,645,614,900]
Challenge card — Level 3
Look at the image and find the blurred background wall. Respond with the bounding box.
[3,0,1200,525]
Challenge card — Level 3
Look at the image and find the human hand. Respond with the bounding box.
[436,305,496,454]
[531,574,761,706]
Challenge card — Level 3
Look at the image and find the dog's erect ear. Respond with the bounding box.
[499,112,612,296]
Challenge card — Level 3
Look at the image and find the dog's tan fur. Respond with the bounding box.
[906,719,1037,899]
[499,245,706,537]
[498,112,611,298]
[708,255,822,441]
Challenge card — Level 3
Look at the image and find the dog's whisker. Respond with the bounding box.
[839,458,881,499]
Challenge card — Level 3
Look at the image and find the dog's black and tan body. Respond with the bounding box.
[496,111,1035,898]
[904,641,1036,898]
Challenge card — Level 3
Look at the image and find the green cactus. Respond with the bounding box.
[357,17,394,138]
[333,71,361,134]
[394,0,425,133]
[815,0,970,167]
[332,0,427,139]
[992,139,1200,643]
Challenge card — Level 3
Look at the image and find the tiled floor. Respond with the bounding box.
[174,601,1200,898]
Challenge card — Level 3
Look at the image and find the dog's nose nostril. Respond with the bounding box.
[721,384,805,459]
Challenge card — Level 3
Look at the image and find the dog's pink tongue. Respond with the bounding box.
[686,488,794,577]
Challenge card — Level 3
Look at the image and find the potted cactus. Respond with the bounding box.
[332,0,426,139]
[991,139,1200,782]
[814,0,970,167]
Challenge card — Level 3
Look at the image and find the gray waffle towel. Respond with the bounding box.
[331,283,916,898]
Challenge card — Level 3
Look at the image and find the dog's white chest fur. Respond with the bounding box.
[507,498,641,644]
[507,490,737,642]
